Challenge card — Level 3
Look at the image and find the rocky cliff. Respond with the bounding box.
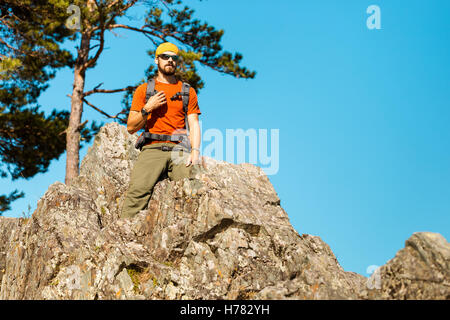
[0,123,448,300]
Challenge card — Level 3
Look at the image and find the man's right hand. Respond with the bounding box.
[143,91,166,113]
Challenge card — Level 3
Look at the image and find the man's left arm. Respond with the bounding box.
[186,113,201,166]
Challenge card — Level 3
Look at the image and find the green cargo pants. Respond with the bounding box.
[120,143,197,218]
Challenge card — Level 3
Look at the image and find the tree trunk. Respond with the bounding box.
[65,33,90,185]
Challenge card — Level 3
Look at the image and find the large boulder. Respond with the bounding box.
[362,232,449,300]
[0,122,448,300]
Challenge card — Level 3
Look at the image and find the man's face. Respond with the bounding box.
[156,51,178,76]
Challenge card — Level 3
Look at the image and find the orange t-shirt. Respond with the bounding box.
[130,79,201,145]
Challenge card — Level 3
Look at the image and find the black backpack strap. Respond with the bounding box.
[181,82,190,131]
[143,78,157,132]
[145,78,156,103]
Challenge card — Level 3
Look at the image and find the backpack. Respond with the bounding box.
[134,78,191,151]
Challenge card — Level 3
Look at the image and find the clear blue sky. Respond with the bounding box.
[2,0,449,277]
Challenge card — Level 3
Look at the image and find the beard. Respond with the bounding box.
[158,62,176,76]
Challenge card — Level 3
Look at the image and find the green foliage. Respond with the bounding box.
[0,190,24,215]
[0,106,69,180]
[152,3,256,81]
[117,1,256,123]
[0,1,98,212]
[0,0,75,108]
[0,105,100,214]
[0,106,98,180]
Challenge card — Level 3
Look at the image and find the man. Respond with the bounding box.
[121,42,202,219]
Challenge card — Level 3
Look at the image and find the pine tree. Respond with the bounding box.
[0,0,255,214]
[1,1,98,214]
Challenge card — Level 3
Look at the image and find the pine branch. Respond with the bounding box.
[0,36,39,58]
[83,31,105,70]
[105,0,140,29]
[108,23,164,41]
[82,97,116,119]
[83,84,137,97]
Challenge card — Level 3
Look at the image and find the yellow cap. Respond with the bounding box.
[155,42,179,57]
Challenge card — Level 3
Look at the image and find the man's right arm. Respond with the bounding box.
[127,111,147,134]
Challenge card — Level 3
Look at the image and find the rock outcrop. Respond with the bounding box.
[362,232,449,300]
[0,123,448,300]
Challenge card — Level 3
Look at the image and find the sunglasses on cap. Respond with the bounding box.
[158,53,180,62]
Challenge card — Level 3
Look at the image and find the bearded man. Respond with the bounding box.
[121,42,201,219]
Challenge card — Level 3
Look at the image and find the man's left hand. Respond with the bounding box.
[186,149,201,166]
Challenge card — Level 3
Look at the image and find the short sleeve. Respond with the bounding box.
[187,87,201,115]
[130,83,147,112]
